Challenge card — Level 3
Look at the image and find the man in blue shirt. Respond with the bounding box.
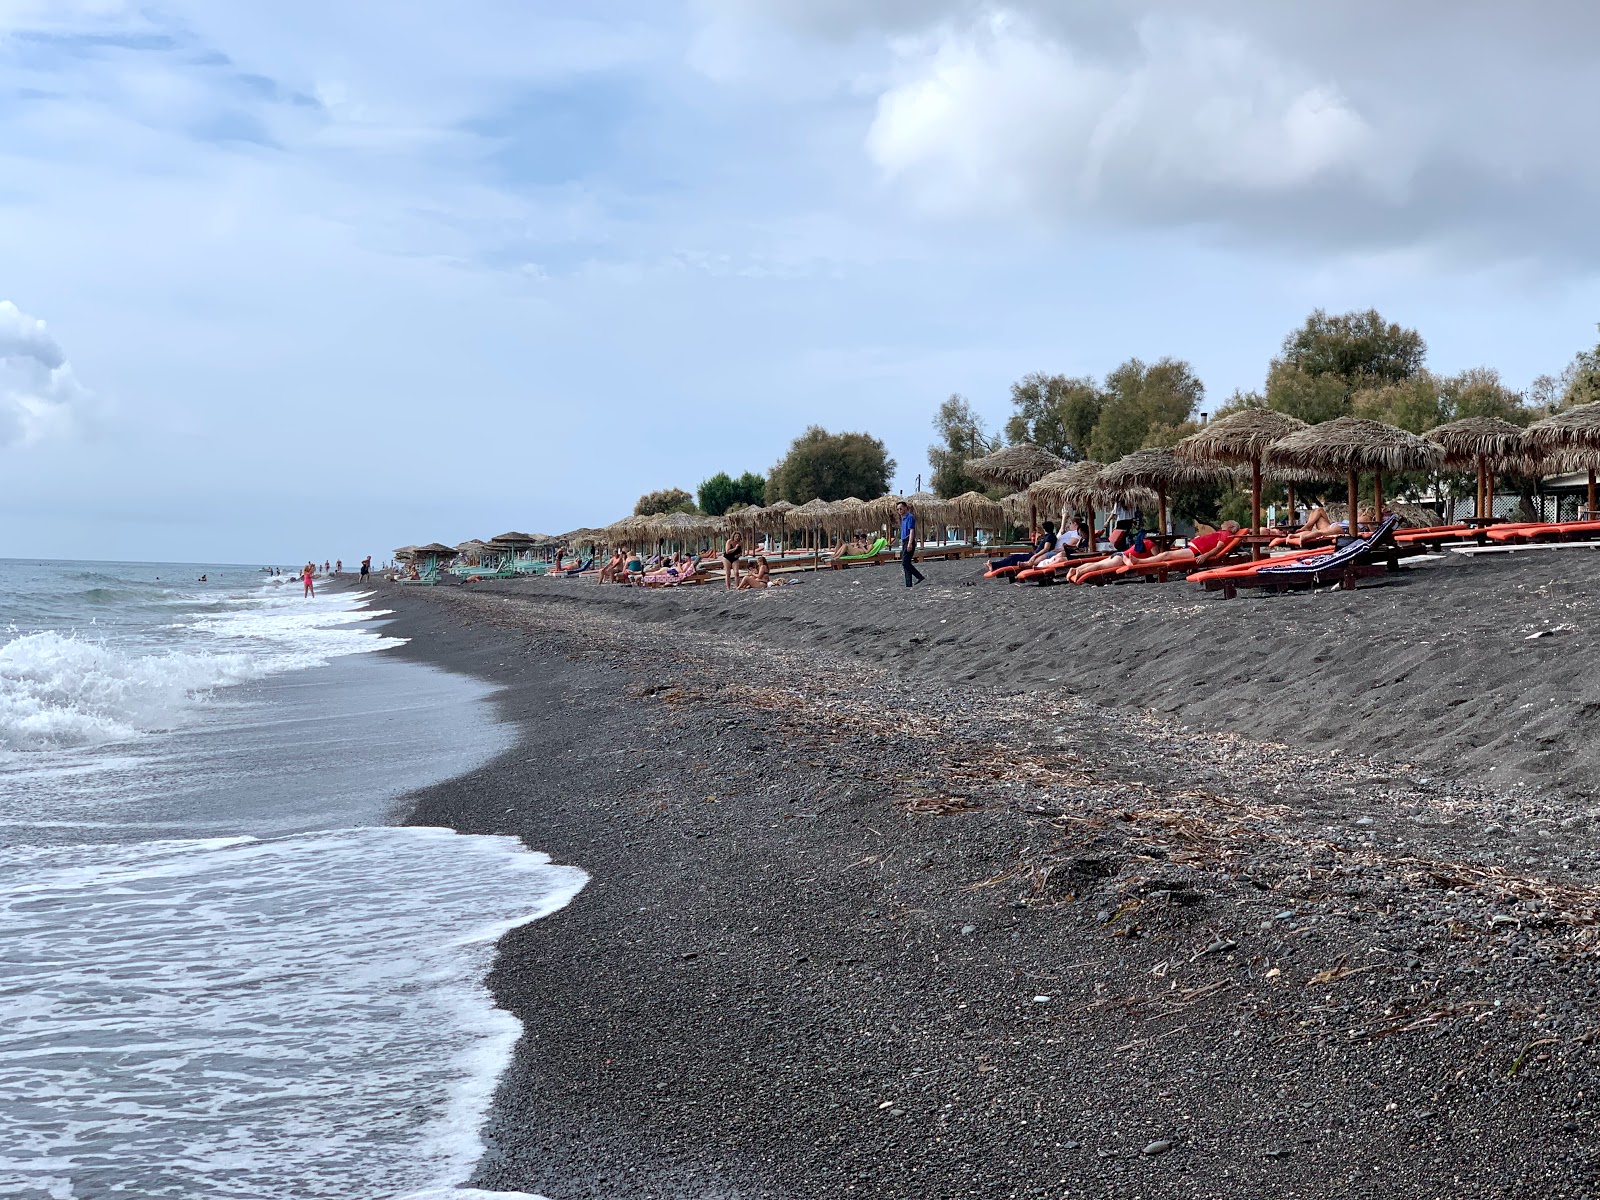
[897,500,925,588]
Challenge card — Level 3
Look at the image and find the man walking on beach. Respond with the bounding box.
[360,556,370,583]
[897,500,925,589]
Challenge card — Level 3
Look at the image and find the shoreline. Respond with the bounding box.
[363,561,1600,1199]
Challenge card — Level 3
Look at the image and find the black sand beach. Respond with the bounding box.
[372,552,1600,1199]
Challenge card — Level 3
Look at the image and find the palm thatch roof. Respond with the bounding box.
[786,497,832,526]
[1029,461,1106,509]
[413,542,458,557]
[489,531,537,546]
[1527,402,1600,458]
[946,490,1004,528]
[394,545,418,560]
[1176,409,1309,464]
[1425,417,1529,467]
[1098,448,1226,491]
[767,499,795,514]
[999,491,1030,524]
[822,496,870,534]
[456,539,488,553]
[1267,418,1444,473]
[963,442,1066,490]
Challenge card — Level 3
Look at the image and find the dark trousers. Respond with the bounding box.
[988,551,1030,571]
[902,546,925,588]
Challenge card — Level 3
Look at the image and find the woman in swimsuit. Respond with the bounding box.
[722,531,744,589]
[736,555,772,589]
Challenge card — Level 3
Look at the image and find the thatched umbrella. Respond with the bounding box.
[999,491,1030,527]
[1425,417,1530,522]
[822,497,869,536]
[964,443,1066,533]
[1176,409,1309,535]
[1268,418,1444,532]
[455,538,488,564]
[1030,462,1105,539]
[1097,449,1225,539]
[946,491,1003,543]
[1527,402,1600,518]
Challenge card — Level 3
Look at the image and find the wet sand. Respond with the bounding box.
[372,550,1600,1199]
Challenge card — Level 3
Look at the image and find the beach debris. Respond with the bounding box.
[1142,1139,1175,1157]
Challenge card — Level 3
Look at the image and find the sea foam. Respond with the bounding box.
[0,826,586,1199]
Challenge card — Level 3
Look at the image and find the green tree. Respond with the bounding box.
[1438,367,1531,425]
[1002,372,1101,460]
[1351,373,1445,433]
[697,470,769,516]
[1267,308,1426,422]
[1551,324,1600,410]
[766,427,895,503]
[928,393,998,497]
[634,487,697,516]
[1279,308,1426,384]
[1087,357,1204,461]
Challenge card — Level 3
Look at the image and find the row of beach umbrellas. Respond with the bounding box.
[408,402,1600,561]
[960,401,1600,536]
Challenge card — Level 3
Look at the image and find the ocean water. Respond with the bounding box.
[0,561,583,1200]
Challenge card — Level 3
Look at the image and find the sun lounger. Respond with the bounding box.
[1484,519,1600,544]
[1198,516,1401,598]
[1088,535,1248,585]
[827,537,889,568]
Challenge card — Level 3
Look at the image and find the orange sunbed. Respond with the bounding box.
[1486,520,1600,543]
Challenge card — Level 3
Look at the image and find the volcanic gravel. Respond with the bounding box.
[369,552,1600,1199]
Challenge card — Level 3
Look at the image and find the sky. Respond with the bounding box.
[4,0,1600,563]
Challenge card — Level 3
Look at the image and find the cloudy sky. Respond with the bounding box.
[4,0,1600,562]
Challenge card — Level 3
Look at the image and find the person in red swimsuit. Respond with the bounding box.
[1114,521,1242,573]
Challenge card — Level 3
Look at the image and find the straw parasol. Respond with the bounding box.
[999,491,1030,526]
[946,490,1004,533]
[1177,409,1309,535]
[964,443,1066,533]
[822,496,869,535]
[1097,449,1224,538]
[1527,401,1600,517]
[1425,417,1531,522]
[1268,417,1444,530]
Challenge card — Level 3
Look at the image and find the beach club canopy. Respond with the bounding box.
[489,531,537,548]
[786,497,831,526]
[999,491,1030,526]
[1527,401,1600,516]
[412,543,459,562]
[822,496,869,534]
[1098,449,1225,536]
[1268,417,1444,528]
[1177,409,1309,534]
[1426,417,1532,520]
[962,443,1066,491]
[393,545,418,561]
[946,490,1004,531]
[1029,461,1105,511]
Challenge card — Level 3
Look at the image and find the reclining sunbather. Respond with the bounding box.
[598,548,628,583]
[1012,519,1088,580]
[986,522,1057,575]
[1281,507,1374,548]
[1113,521,1240,574]
[1065,529,1157,583]
[642,554,700,585]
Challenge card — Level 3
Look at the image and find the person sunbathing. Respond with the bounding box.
[1282,507,1375,547]
[598,548,628,583]
[1014,519,1088,578]
[643,554,699,585]
[1113,521,1240,574]
[1064,530,1159,583]
[986,522,1057,574]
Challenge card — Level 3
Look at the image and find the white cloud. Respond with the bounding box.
[0,301,87,445]
[866,12,1385,223]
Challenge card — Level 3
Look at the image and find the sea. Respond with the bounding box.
[0,560,585,1200]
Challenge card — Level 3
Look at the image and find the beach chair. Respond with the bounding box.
[1082,534,1249,585]
[826,537,889,569]
[1200,515,1402,598]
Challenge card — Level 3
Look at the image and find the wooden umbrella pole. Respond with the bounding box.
[1373,470,1384,523]
[1588,468,1596,519]
[1286,483,1297,529]
[1346,471,1360,542]
[1157,484,1169,543]
[1476,459,1486,521]
[1251,458,1263,535]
